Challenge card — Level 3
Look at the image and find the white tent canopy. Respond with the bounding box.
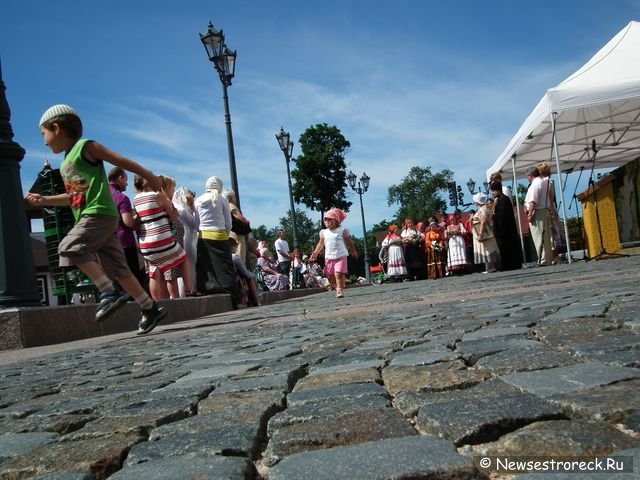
[488,20,640,182]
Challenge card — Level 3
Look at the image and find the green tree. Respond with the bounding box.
[251,224,278,246]
[516,182,529,206]
[565,216,585,250]
[291,123,352,222]
[371,219,393,232]
[387,166,453,224]
[348,227,383,273]
[370,219,393,257]
[278,209,320,255]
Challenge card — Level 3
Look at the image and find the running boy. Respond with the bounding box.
[309,208,358,298]
[25,104,166,334]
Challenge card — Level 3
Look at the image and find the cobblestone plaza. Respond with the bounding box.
[1,256,639,479]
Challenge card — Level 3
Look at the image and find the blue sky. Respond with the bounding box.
[3,0,639,235]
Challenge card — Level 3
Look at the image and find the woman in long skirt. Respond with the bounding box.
[445,213,468,275]
[471,192,501,273]
[400,217,424,280]
[194,176,243,305]
[381,225,408,280]
[424,221,447,279]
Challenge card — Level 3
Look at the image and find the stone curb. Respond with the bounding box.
[0,287,323,351]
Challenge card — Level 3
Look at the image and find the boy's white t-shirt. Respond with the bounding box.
[320,226,349,260]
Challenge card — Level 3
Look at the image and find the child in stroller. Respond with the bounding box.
[369,247,389,285]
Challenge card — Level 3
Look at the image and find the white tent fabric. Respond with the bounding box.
[488,21,640,182]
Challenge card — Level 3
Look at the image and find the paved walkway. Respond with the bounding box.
[1,256,639,479]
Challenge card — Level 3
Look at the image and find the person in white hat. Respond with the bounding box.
[471,191,500,273]
[25,104,166,334]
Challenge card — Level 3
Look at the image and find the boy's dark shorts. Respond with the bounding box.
[58,215,132,280]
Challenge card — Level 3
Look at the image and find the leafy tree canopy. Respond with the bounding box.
[291,123,352,222]
[252,210,320,257]
[251,225,278,247]
[372,219,393,233]
[278,209,320,255]
[387,166,453,224]
[516,183,529,206]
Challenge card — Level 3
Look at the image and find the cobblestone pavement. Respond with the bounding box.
[1,256,639,479]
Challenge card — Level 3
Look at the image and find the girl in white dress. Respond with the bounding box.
[309,208,358,298]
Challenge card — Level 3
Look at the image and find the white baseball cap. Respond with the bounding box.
[39,104,79,127]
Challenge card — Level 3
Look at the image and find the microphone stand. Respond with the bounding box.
[569,166,587,261]
[585,140,626,261]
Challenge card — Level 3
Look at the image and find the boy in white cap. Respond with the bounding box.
[25,104,166,334]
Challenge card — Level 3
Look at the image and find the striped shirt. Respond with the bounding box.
[133,192,187,273]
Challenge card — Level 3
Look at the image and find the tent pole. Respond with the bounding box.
[511,154,527,266]
[551,112,573,264]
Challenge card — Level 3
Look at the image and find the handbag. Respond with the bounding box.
[231,215,252,235]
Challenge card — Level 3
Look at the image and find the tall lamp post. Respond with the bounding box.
[347,170,371,283]
[0,60,41,306]
[275,127,299,250]
[200,22,240,209]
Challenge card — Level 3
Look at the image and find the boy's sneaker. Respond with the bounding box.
[95,290,130,322]
[137,302,166,335]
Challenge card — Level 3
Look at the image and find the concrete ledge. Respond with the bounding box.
[0,288,323,351]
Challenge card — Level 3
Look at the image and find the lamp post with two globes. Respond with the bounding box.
[200,22,240,209]
[275,127,299,250]
[466,178,490,196]
[347,171,371,283]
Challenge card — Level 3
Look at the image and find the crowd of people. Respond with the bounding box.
[378,165,563,279]
[109,159,348,304]
[121,172,339,305]
[25,104,564,334]
[379,212,476,281]
[26,104,338,336]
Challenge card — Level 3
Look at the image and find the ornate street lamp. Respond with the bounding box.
[482,181,490,194]
[347,170,371,283]
[0,59,41,306]
[466,178,476,194]
[275,127,299,250]
[200,22,240,209]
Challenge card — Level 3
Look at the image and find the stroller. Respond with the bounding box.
[370,246,390,285]
[289,259,306,290]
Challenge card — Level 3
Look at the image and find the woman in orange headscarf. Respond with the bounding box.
[424,221,447,279]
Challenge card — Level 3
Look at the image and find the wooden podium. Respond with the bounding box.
[576,175,621,257]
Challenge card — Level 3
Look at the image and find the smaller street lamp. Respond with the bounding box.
[466,178,476,195]
[347,171,371,283]
[275,127,299,250]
